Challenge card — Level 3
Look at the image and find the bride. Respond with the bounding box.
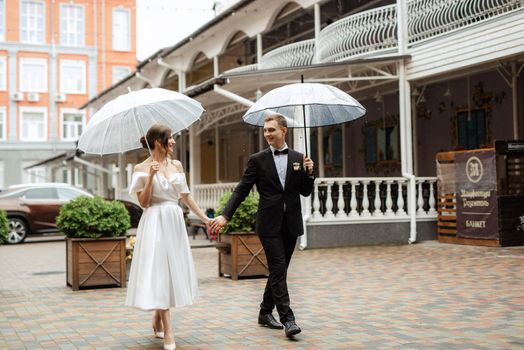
[125,124,210,350]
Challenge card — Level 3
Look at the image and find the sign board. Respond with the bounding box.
[455,150,498,239]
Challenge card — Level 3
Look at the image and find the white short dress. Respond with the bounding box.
[125,172,199,310]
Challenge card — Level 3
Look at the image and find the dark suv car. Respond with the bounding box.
[0,183,142,244]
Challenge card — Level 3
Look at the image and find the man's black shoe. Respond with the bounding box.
[283,320,301,338]
[258,314,284,329]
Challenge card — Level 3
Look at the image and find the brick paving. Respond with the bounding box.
[0,238,523,349]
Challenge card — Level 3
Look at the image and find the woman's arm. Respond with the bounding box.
[180,194,210,225]
[136,163,157,208]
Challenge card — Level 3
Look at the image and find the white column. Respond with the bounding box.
[213,56,219,77]
[189,126,201,192]
[215,125,220,182]
[385,180,394,216]
[417,182,425,214]
[256,33,263,68]
[178,70,186,92]
[428,180,437,215]
[396,181,406,216]
[314,3,321,63]
[324,180,335,219]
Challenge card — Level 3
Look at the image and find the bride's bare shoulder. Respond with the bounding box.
[134,160,150,173]
[170,159,184,172]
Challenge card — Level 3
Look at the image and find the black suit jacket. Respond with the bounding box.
[222,148,315,237]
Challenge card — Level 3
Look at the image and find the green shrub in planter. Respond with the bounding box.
[0,209,8,244]
[56,196,131,238]
[215,191,259,234]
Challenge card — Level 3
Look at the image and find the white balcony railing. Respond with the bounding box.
[317,0,523,64]
[193,176,438,223]
[223,63,258,74]
[310,177,437,222]
[408,0,523,45]
[317,5,398,63]
[259,39,316,70]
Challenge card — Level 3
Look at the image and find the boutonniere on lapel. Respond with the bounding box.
[293,162,301,171]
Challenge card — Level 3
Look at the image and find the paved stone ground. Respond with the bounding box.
[0,237,523,350]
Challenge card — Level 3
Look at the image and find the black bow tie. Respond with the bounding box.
[274,149,289,156]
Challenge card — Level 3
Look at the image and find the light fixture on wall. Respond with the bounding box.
[374,90,383,103]
[412,87,420,97]
[419,94,426,104]
[444,87,451,97]
[255,88,262,101]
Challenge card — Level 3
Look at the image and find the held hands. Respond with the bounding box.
[207,215,228,240]
[303,155,314,175]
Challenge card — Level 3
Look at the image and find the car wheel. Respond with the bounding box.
[7,218,28,244]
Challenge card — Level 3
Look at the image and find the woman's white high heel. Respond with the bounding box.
[153,326,164,339]
[163,341,176,350]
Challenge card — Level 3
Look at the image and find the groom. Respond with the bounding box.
[210,113,315,338]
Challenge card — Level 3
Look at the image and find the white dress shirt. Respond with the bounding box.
[270,143,288,189]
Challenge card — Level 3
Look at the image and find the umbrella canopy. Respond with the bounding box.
[78,88,204,155]
[242,83,366,128]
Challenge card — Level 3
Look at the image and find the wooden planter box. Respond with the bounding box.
[217,232,269,280]
[66,237,127,290]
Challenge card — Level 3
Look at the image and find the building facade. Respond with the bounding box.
[33,0,524,247]
[0,0,136,188]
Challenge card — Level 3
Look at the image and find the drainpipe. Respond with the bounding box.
[213,85,254,107]
[397,0,416,243]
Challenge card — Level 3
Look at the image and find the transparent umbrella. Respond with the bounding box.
[242,78,366,155]
[78,88,204,155]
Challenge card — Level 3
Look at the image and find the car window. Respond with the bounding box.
[25,188,58,200]
[57,188,86,200]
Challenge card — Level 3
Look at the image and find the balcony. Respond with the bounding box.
[259,39,315,70]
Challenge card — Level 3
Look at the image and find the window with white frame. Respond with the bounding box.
[61,109,84,141]
[0,160,4,189]
[112,66,131,84]
[20,57,47,92]
[59,59,85,94]
[0,56,6,90]
[22,161,46,184]
[0,107,5,141]
[61,168,82,186]
[112,7,130,51]
[60,4,84,46]
[20,107,47,141]
[20,0,45,44]
[0,0,5,42]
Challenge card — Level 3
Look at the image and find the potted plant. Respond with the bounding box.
[56,196,131,290]
[215,191,268,280]
[0,209,8,244]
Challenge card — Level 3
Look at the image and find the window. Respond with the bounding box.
[60,4,84,46]
[112,66,131,84]
[21,162,47,184]
[0,56,6,90]
[20,107,47,141]
[456,108,488,150]
[20,0,45,44]
[0,106,5,141]
[59,60,85,94]
[363,115,400,173]
[25,187,56,199]
[0,0,5,41]
[61,168,82,186]
[20,58,47,92]
[0,160,4,189]
[112,7,130,51]
[61,108,84,140]
[57,187,84,200]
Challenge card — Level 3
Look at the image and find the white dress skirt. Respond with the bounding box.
[125,172,199,310]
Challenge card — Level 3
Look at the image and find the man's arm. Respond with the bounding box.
[210,156,257,233]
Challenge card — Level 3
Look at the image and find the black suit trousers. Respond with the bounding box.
[258,216,297,323]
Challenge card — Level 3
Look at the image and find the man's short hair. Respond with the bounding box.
[264,113,287,129]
